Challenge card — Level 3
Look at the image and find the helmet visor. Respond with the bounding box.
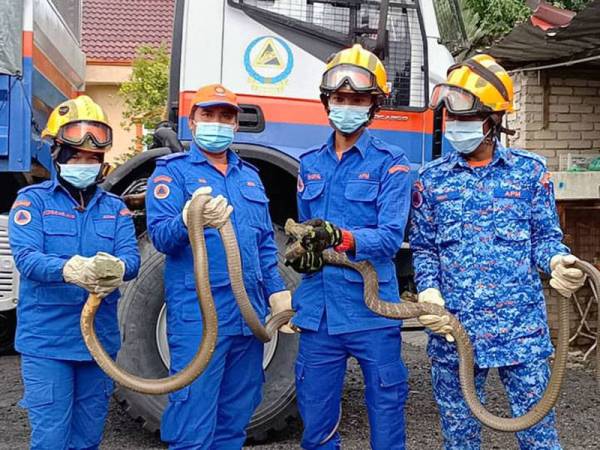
[58,121,113,148]
[430,84,488,115]
[322,64,377,93]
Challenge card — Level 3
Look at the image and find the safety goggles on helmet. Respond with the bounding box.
[321,64,379,93]
[57,121,113,149]
[430,84,492,115]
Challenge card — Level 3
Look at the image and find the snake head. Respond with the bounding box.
[284,219,317,260]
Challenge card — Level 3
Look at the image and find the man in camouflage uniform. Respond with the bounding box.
[409,55,586,449]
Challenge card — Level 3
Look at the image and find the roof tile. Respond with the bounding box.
[82,0,175,61]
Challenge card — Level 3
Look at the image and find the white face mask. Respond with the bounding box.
[444,119,487,155]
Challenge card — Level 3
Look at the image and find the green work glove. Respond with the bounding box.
[285,251,324,274]
[301,219,343,252]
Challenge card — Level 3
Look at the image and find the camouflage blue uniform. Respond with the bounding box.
[409,142,568,449]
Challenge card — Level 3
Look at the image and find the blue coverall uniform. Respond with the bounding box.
[146,143,286,449]
[9,179,140,450]
[292,130,412,449]
[409,142,567,449]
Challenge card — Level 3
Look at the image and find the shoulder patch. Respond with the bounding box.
[11,199,31,209]
[156,152,188,166]
[411,191,423,209]
[153,174,173,183]
[119,207,134,217]
[297,174,305,193]
[388,164,410,174]
[540,172,552,191]
[14,209,32,225]
[153,183,171,199]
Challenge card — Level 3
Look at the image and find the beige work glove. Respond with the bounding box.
[269,290,295,334]
[63,255,97,292]
[183,186,233,229]
[550,254,586,298]
[417,287,454,342]
[90,252,126,298]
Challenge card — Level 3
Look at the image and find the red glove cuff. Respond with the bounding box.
[334,229,355,253]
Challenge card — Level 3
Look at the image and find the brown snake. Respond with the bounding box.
[80,193,293,394]
[285,219,600,432]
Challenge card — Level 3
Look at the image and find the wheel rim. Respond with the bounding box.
[155,304,278,370]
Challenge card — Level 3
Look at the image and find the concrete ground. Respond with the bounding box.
[1,332,598,449]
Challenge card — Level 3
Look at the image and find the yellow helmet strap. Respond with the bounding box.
[449,59,509,102]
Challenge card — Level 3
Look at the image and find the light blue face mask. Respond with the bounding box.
[444,119,488,155]
[328,105,370,135]
[58,163,101,189]
[193,122,235,154]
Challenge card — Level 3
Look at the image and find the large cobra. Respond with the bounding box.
[80,194,219,395]
[285,219,600,432]
[81,193,294,394]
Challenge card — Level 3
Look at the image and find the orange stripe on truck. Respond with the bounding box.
[33,45,77,98]
[180,91,433,133]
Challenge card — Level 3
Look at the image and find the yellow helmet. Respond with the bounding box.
[431,54,514,115]
[42,95,113,152]
[320,44,390,96]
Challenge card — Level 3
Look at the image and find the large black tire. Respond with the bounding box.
[115,228,300,442]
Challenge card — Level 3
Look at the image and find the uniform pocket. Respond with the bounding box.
[494,189,532,242]
[344,180,379,227]
[238,182,269,227]
[19,380,54,408]
[37,284,85,306]
[300,181,326,219]
[377,360,408,388]
[92,218,116,253]
[433,191,463,245]
[42,216,77,256]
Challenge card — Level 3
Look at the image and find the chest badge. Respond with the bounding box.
[14,210,32,226]
[297,175,304,193]
[154,183,171,200]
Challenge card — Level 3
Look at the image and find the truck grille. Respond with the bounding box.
[0,215,17,303]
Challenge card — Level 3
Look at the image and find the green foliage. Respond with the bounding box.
[118,43,170,155]
[463,0,530,41]
[550,0,592,11]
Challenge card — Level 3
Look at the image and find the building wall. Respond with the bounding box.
[506,71,600,171]
[84,64,137,164]
[507,71,600,351]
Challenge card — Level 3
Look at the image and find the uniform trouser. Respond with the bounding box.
[19,354,115,450]
[431,357,561,450]
[295,318,408,450]
[160,334,264,450]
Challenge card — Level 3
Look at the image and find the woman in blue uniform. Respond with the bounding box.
[9,95,140,450]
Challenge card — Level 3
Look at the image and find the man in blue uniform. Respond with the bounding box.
[410,54,586,449]
[9,95,140,450]
[146,83,292,449]
[285,44,412,449]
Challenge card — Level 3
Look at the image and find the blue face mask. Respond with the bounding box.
[444,119,487,155]
[193,122,235,154]
[58,163,101,189]
[328,105,370,135]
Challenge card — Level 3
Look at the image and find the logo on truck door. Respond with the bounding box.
[244,36,294,94]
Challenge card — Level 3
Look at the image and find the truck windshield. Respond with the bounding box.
[229,0,427,110]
